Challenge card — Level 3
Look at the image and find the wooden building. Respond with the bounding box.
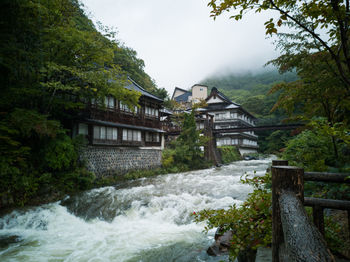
[201,87,258,155]
[73,78,164,176]
[170,85,258,155]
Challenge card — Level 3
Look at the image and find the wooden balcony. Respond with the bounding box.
[81,106,161,130]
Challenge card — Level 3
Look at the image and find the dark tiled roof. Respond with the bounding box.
[175,91,191,102]
[125,77,163,102]
[218,91,240,106]
[210,87,240,106]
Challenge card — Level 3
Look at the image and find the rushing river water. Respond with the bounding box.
[0,158,274,262]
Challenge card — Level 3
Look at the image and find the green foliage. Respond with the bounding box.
[207,0,350,88]
[263,130,290,153]
[170,110,210,170]
[282,129,335,171]
[161,149,175,169]
[0,108,95,205]
[193,173,272,259]
[218,146,241,164]
[0,0,165,206]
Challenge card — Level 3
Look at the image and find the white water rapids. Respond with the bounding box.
[0,158,274,262]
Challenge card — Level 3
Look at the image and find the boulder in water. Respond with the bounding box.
[207,228,233,256]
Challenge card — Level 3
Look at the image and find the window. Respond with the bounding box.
[215,113,226,120]
[145,132,160,142]
[78,123,88,135]
[122,129,141,142]
[105,96,115,109]
[93,126,118,140]
[145,106,158,117]
[230,112,237,119]
[120,102,138,114]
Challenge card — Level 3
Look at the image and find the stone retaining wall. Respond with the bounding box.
[81,146,162,177]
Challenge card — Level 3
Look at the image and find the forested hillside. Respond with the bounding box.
[0,0,166,205]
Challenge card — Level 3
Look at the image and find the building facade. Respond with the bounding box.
[171,85,258,155]
[73,78,164,176]
[203,87,258,155]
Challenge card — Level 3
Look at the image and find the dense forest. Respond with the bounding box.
[0,0,167,205]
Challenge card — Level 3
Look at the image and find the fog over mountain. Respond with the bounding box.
[82,0,279,95]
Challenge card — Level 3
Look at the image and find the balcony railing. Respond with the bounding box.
[81,107,161,129]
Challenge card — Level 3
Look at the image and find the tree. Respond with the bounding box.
[0,0,158,205]
[168,109,209,169]
[208,0,350,90]
[269,51,350,159]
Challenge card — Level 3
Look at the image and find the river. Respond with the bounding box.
[0,158,273,262]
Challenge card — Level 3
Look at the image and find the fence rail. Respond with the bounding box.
[271,160,350,262]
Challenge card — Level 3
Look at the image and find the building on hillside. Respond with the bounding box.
[172,84,208,109]
[73,78,164,176]
[170,85,258,155]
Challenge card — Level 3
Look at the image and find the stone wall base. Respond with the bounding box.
[238,148,258,155]
[81,146,162,177]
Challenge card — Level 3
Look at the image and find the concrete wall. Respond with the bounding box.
[81,146,162,177]
[192,85,207,103]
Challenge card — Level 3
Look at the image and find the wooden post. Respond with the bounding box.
[313,205,325,236]
[348,210,350,240]
[272,166,304,262]
[272,160,288,166]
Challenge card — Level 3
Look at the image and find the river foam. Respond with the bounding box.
[0,157,274,261]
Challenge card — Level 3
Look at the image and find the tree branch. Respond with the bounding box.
[331,0,350,76]
[268,0,350,89]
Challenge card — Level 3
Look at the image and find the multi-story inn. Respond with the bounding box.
[202,87,258,155]
[171,85,258,155]
[73,78,164,175]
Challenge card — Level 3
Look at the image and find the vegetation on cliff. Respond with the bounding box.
[0,0,167,206]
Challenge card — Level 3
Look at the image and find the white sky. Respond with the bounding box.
[81,0,279,95]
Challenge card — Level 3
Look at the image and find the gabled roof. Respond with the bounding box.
[125,77,163,102]
[202,87,256,119]
[206,87,240,106]
[171,87,191,100]
[174,91,191,103]
[173,86,188,94]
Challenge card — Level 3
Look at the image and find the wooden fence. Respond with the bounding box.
[271,160,350,262]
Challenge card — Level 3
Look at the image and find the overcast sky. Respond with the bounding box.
[81,0,279,95]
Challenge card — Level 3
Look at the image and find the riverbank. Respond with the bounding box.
[0,148,265,211]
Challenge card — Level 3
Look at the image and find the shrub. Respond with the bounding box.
[282,129,335,171]
[193,172,272,259]
[218,146,241,164]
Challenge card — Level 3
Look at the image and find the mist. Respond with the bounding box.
[82,0,279,94]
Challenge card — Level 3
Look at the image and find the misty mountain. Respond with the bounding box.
[200,70,297,105]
